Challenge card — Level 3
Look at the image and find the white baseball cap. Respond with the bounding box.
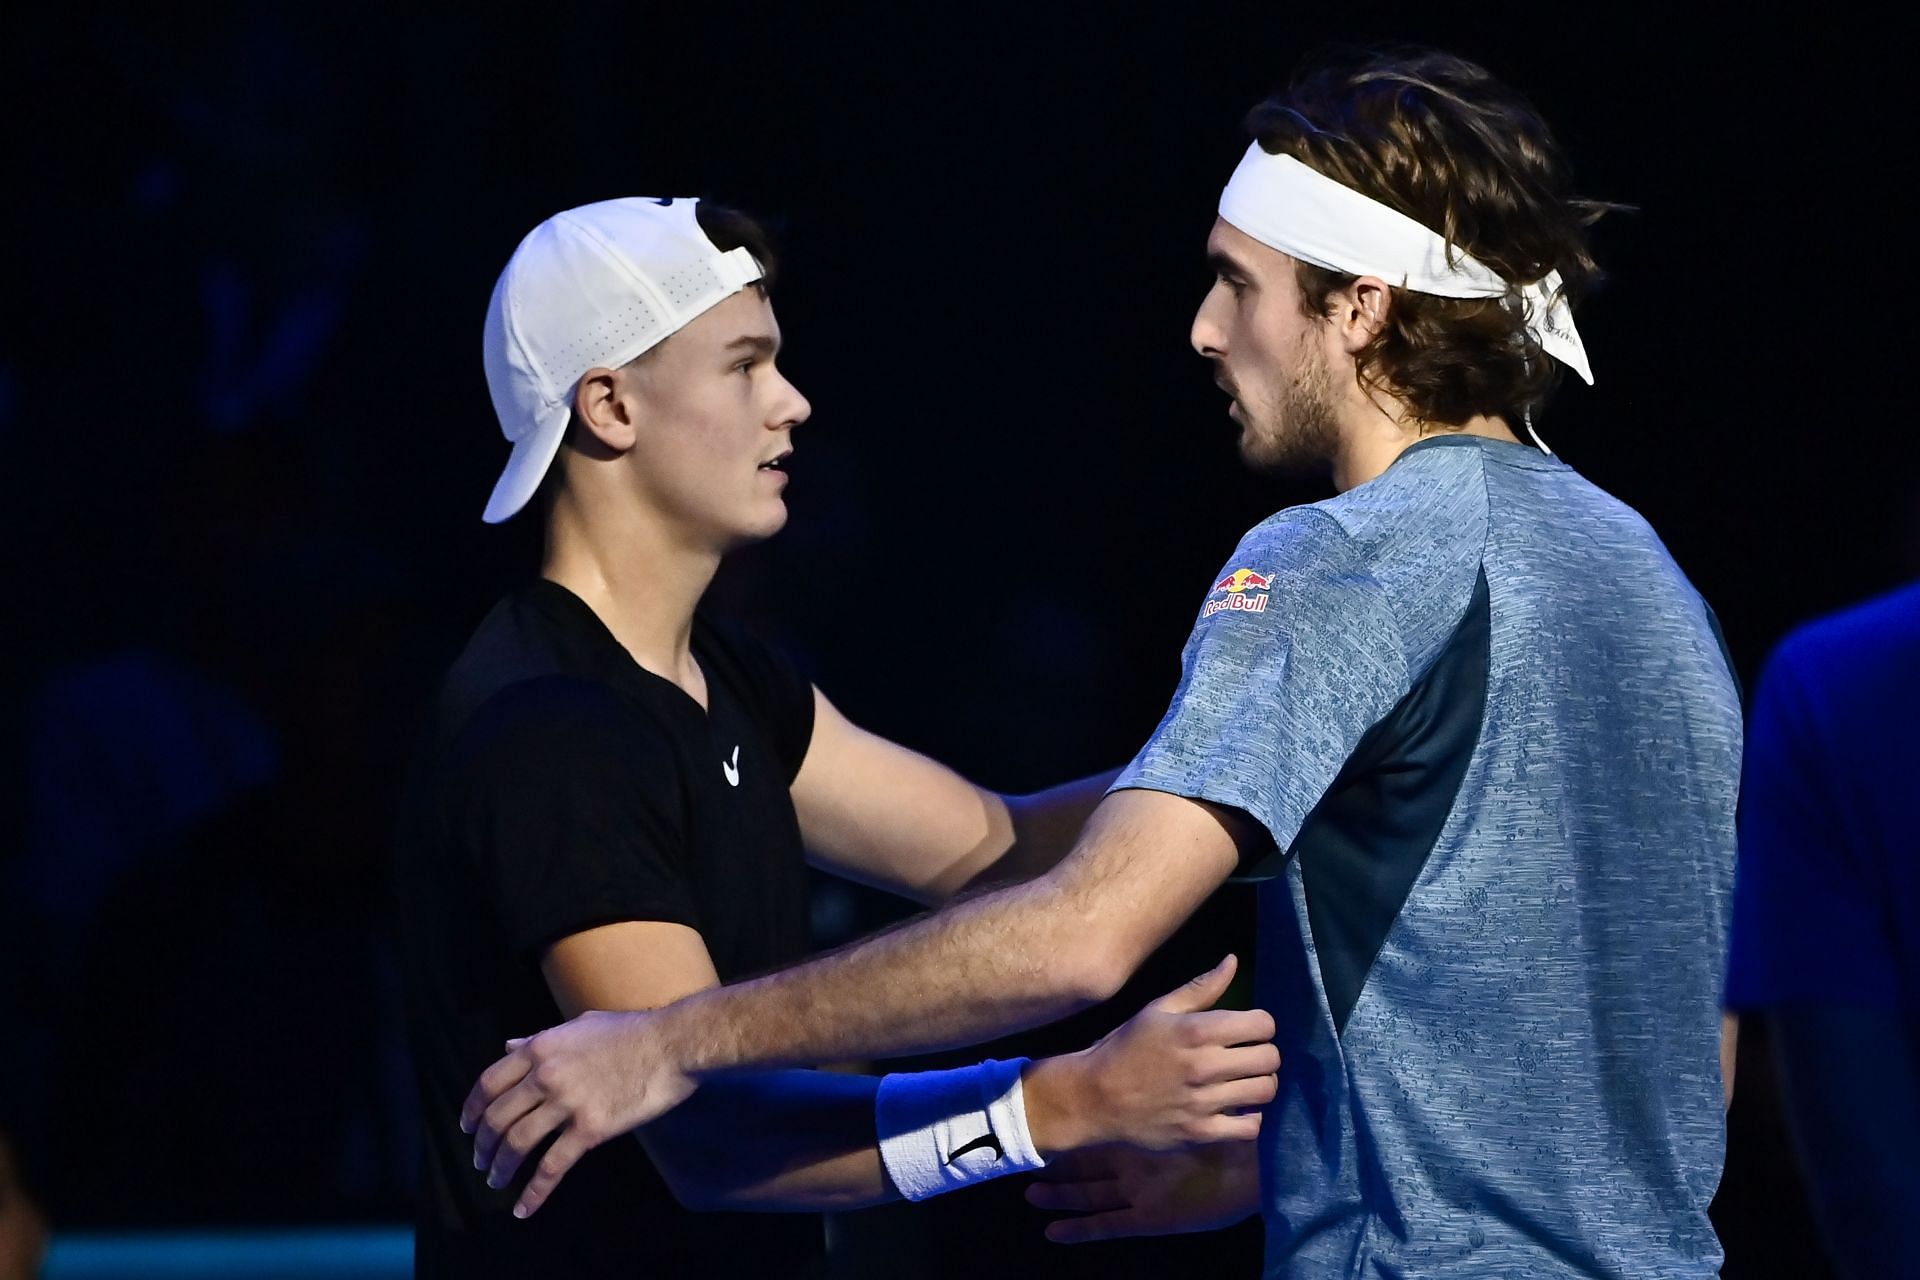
[479,197,765,523]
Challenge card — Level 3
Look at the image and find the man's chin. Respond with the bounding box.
[1236,428,1329,477]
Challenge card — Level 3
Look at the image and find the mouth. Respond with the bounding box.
[1214,378,1241,420]
[758,449,793,473]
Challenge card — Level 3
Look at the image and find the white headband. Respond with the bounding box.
[1218,144,1593,386]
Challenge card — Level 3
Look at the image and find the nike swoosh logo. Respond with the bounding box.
[945,1132,1003,1165]
[721,745,740,788]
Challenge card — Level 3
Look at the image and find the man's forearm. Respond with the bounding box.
[649,1070,891,1211]
[666,869,1119,1079]
[662,793,1228,1079]
[965,770,1123,891]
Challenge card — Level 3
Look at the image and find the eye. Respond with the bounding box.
[1216,272,1247,296]
[734,359,755,375]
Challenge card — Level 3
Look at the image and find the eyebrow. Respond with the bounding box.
[724,333,779,357]
[1207,249,1252,279]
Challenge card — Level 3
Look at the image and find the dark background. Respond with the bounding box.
[2,3,1909,1276]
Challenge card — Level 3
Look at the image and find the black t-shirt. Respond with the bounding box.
[395,580,822,1278]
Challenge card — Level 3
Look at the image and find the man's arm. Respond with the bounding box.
[467,788,1249,1216]
[792,687,1117,904]
[538,921,887,1211]
[520,914,1274,1214]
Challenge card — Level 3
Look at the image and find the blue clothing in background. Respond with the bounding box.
[1724,581,1920,1016]
[1117,436,1741,1278]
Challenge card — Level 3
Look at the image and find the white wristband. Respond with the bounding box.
[874,1057,1047,1201]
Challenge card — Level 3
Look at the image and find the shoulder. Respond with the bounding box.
[1774,581,1920,676]
[1315,443,1492,562]
[1201,507,1393,633]
[1760,581,1920,734]
[1198,509,1407,678]
[1231,505,1368,574]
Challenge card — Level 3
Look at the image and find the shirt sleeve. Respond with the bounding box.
[699,615,818,782]
[1114,509,1411,858]
[1724,636,1901,1011]
[450,676,699,962]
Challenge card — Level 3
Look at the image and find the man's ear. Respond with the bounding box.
[1332,275,1394,354]
[572,366,638,452]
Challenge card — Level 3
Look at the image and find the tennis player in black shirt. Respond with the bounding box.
[396,197,1278,1277]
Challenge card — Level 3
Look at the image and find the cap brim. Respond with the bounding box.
[481,399,571,524]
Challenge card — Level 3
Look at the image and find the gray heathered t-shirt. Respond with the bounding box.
[1117,435,1740,1279]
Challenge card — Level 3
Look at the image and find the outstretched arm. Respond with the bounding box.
[793,687,1118,903]
[467,788,1250,1215]
[514,921,1272,1215]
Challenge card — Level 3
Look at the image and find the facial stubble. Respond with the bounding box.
[1236,326,1341,474]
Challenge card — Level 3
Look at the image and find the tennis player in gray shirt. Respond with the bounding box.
[465,47,1742,1279]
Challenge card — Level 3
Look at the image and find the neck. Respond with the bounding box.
[1331,396,1521,492]
[540,486,720,698]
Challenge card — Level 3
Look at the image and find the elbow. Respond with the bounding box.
[1060,936,1133,1006]
[1036,882,1145,1007]
[640,1119,732,1212]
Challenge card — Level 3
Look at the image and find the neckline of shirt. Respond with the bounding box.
[525,578,717,724]
[1395,432,1565,471]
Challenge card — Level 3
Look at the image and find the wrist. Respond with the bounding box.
[1021,1052,1101,1156]
[651,994,710,1078]
[877,1059,1045,1201]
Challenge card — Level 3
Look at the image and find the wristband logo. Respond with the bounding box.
[945,1132,1004,1166]
[1203,567,1273,618]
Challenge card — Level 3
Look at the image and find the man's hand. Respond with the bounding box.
[1025,955,1276,1154]
[1025,1140,1261,1244]
[460,1009,695,1218]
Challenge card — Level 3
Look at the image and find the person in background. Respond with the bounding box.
[1723,580,1920,1280]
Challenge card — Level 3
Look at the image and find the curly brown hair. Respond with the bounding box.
[1247,48,1618,427]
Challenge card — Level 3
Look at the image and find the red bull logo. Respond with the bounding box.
[1203,567,1273,617]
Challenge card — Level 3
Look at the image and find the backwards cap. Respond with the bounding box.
[480,197,763,523]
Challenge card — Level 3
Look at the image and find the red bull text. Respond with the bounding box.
[1203,567,1273,618]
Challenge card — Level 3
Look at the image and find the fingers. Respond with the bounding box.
[1173,1007,1277,1052]
[514,1126,596,1219]
[1182,1110,1262,1144]
[1151,954,1237,1015]
[1186,1040,1281,1086]
[1195,1074,1278,1116]
[486,1105,569,1190]
[1024,1177,1126,1215]
[461,1044,536,1135]
[473,1077,550,1171]
[1045,1207,1159,1245]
